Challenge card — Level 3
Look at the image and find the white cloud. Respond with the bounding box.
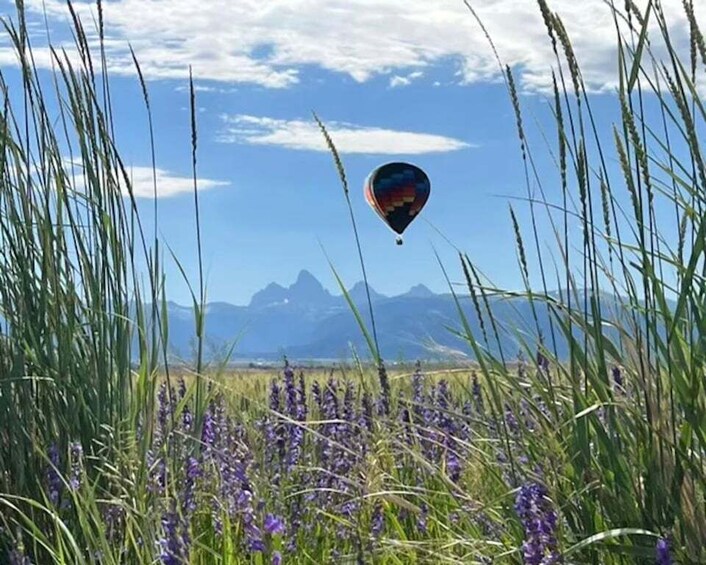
[1,0,698,93]
[65,161,228,198]
[174,84,223,93]
[3,157,227,198]
[218,114,472,155]
[121,166,228,198]
[390,71,424,88]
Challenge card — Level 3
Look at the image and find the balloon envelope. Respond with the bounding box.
[364,162,430,235]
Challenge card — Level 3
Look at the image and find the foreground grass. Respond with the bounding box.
[1,0,705,563]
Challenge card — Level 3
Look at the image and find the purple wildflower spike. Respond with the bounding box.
[377,363,391,416]
[264,514,286,535]
[297,371,307,421]
[536,349,549,373]
[46,443,62,505]
[311,380,322,413]
[417,503,428,534]
[612,366,624,391]
[7,549,33,565]
[515,482,561,564]
[371,502,384,537]
[158,502,189,565]
[361,392,374,433]
[284,364,298,420]
[157,383,171,444]
[68,442,83,491]
[182,456,201,516]
[472,373,484,414]
[655,538,671,565]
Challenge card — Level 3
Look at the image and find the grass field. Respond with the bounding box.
[1,0,705,563]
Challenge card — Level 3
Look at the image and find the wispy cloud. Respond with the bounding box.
[121,166,228,198]
[389,71,424,88]
[4,0,696,93]
[219,115,472,155]
[65,161,228,198]
[4,157,228,198]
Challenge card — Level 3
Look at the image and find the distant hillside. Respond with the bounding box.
[155,270,637,362]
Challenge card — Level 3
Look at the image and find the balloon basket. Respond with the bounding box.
[396,236,404,246]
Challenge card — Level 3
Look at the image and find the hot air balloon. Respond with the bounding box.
[364,162,430,245]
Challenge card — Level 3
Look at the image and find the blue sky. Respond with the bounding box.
[0,0,698,305]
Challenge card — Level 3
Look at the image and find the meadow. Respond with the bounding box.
[1,0,705,563]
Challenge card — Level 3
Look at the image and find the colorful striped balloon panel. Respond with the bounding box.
[364,162,430,235]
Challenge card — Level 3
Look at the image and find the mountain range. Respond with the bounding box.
[160,269,619,363]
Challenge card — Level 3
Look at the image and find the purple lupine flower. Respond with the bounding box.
[297,371,307,421]
[460,401,473,441]
[360,392,374,433]
[283,365,305,471]
[201,398,222,533]
[68,442,83,491]
[505,404,520,436]
[322,378,340,421]
[316,377,342,510]
[201,407,216,450]
[157,383,171,443]
[269,379,282,414]
[271,551,282,565]
[435,380,462,481]
[239,491,264,552]
[371,502,384,537]
[412,364,425,424]
[267,379,286,467]
[286,496,304,552]
[342,381,356,434]
[182,405,193,433]
[7,547,32,565]
[399,405,413,444]
[612,366,624,391]
[515,482,561,564]
[520,399,537,432]
[179,380,192,433]
[284,364,298,420]
[536,349,549,373]
[182,456,201,516]
[338,499,361,541]
[311,380,322,414]
[655,538,671,565]
[285,421,304,472]
[446,444,462,483]
[46,443,62,505]
[146,450,167,495]
[472,374,484,414]
[102,503,125,542]
[331,383,359,507]
[211,410,264,553]
[435,381,451,423]
[264,514,286,535]
[158,503,189,565]
[417,503,428,534]
[420,386,439,463]
[377,363,391,416]
[474,510,502,539]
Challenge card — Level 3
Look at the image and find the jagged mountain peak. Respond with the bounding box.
[249,282,288,308]
[405,284,434,298]
[250,270,333,308]
[348,281,384,303]
[291,270,327,295]
[294,269,318,285]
